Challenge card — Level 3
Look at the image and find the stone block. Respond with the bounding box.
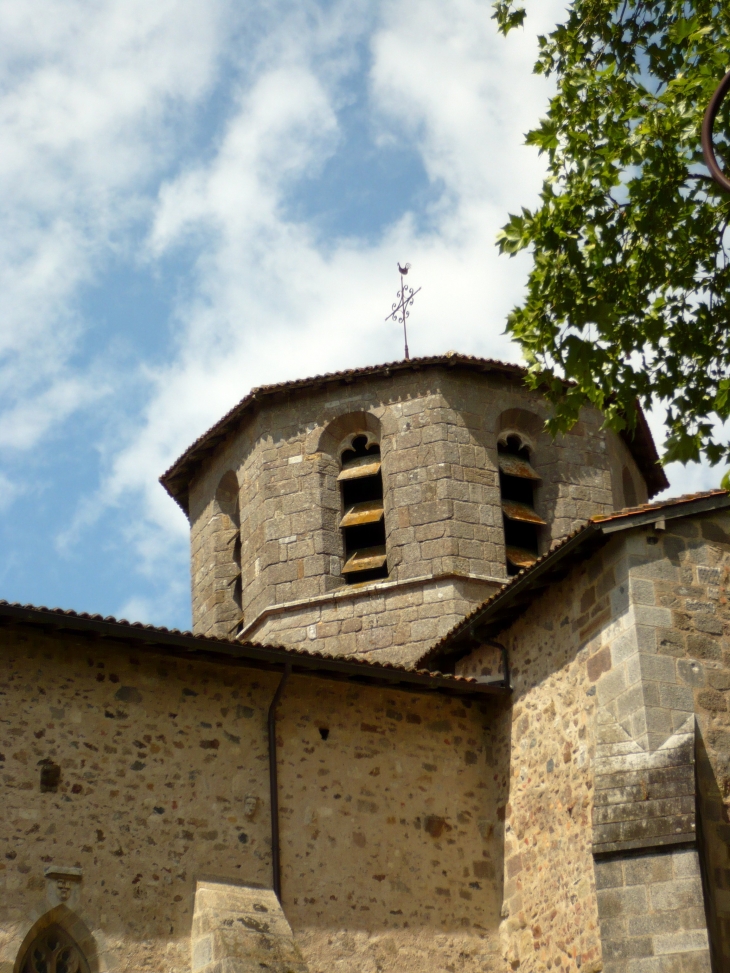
[686,634,721,662]
[598,666,629,706]
[597,885,648,917]
[612,632,639,666]
[603,937,653,960]
[650,879,703,913]
[676,660,705,688]
[632,605,673,628]
[623,855,673,886]
[671,851,701,882]
[658,684,695,713]
[653,931,709,955]
[628,912,681,937]
[638,654,677,685]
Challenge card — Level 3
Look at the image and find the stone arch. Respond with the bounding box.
[316,411,382,458]
[212,470,242,634]
[496,408,543,453]
[622,465,638,508]
[311,413,385,587]
[10,906,101,973]
[215,470,240,526]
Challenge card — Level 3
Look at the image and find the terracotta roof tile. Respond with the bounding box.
[0,599,502,696]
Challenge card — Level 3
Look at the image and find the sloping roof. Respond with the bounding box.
[418,489,730,671]
[0,599,505,698]
[159,353,668,515]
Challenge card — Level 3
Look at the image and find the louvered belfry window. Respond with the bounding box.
[339,435,388,584]
[498,435,545,576]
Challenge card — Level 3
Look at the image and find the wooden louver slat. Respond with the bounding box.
[502,499,546,525]
[340,500,385,528]
[337,456,382,480]
[505,546,538,570]
[498,454,541,480]
[342,546,387,574]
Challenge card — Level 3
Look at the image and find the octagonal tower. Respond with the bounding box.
[161,354,667,667]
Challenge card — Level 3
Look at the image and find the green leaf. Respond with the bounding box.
[491,0,526,35]
[492,0,730,473]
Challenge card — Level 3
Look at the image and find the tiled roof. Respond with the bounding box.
[0,599,505,698]
[159,352,667,514]
[417,489,730,670]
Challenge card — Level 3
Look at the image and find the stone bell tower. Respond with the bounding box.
[160,353,666,667]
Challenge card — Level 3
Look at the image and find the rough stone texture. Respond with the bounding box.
[245,574,499,668]
[455,511,730,972]
[458,577,603,971]
[192,880,307,973]
[0,624,503,973]
[593,718,696,855]
[189,366,646,660]
[195,479,242,641]
[594,846,711,973]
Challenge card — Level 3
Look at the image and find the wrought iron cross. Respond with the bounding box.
[385,262,421,360]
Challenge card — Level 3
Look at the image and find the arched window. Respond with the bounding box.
[215,471,242,628]
[19,925,90,973]
[338,434,388,584]
[498,434,545,576]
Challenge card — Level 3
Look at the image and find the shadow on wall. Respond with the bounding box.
[274,679,506,969]
[696,724,730,971]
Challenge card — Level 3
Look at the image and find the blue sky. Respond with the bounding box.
[0,0,719,631]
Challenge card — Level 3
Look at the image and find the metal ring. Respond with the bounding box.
[702,70,730,193]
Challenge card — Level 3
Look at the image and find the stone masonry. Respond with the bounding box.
[595,847,710,973]
[452,503,730,971]
[170,357,651,665]
[0,619,504,973]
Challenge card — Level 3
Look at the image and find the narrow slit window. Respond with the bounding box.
[339,435,388,584]
[498,435,545,576]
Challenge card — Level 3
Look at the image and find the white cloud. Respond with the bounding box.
[0,0,226,450]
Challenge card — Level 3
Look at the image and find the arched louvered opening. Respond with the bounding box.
[498,434,545,576]
[19,925,90,973]
[339,435,388,584]
[622,466,638,509]
[215,470,242,627]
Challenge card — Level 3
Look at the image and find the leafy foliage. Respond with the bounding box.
[494,0,730,474]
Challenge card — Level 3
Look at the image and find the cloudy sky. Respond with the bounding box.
[0,0,718,630]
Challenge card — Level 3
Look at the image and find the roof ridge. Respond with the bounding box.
[0,597,484,685]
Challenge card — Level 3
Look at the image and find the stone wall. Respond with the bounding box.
[0,622,504,973]
[243,573,498,668]
[455,509,730,971]
[189,365,644,661]
[191,880,308,973]
[594,846,710,973]
[457,561,605,971]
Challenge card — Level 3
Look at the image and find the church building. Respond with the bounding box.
[1,353,728,973]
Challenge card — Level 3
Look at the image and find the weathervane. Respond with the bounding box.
[386,263,421,360]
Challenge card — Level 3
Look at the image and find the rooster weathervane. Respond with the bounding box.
[386,263,421,360]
